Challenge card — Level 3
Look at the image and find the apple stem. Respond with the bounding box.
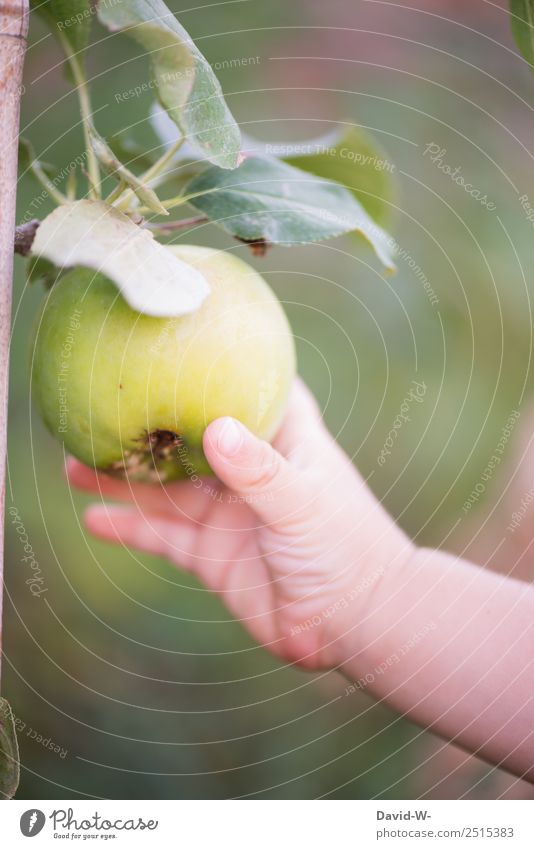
[0,0,29,684]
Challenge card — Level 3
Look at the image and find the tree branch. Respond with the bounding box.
[14,219,39,256]
[12,214,210,257]
[0,2,30,692]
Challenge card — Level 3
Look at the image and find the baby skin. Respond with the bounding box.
[67,378,534,783]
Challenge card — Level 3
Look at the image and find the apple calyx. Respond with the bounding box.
[108,429,185,482]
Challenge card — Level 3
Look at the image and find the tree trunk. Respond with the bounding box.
[0,0,29,679]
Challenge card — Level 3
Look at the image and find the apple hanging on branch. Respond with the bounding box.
[19,0,397,482]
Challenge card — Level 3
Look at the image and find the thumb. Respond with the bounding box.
[203,417,311,529]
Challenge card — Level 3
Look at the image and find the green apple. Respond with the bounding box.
[31,245,296,481]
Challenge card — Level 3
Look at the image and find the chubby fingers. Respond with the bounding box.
[84,504,200,564]
[67,378,334,534]
[203,415,317,531]
[65,457,222,521]
[82,503,265,604]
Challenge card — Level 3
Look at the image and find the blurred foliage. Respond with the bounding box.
[5,0,534,799]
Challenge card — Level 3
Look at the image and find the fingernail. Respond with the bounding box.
[218,418,243,457]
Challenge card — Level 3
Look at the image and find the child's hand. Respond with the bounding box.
[67,378,412,670]
[67,378,534,781]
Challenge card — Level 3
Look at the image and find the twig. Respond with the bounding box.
[13,213,207,252]
[0,0,29,682]
[146,215,208,235]
[14,219,39,256]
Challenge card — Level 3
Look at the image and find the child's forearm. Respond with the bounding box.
[338,547,534,780]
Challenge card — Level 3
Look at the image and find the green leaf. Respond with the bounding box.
[284,126,396,227]
[151,108,396,225]
[31,200,211,317]
[0,699,19,799]
[89,126,169,215]
[510,1,534,68]
[184,156,396,270]
[97,0,241,170]
[30,0,93,65]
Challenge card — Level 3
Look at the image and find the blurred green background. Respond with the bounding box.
[5,0,534,799]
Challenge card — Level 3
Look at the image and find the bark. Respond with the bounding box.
[0,0,29,678]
